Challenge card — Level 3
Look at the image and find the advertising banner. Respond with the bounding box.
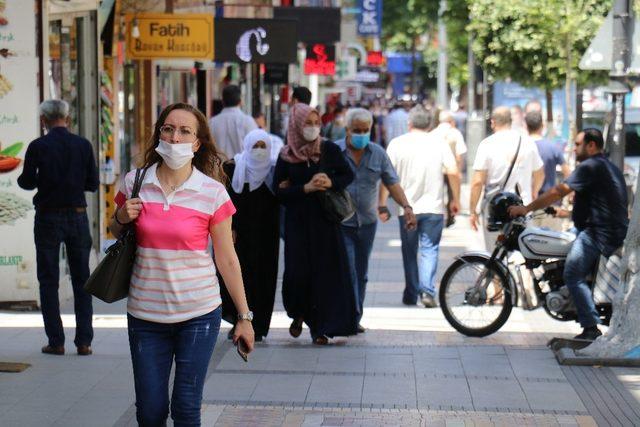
[125,13,214,60]
[0,0,41,302]
[304,43,336,76]
[214,18,297,64]
[273,7,340,44]
[358,0,382,37]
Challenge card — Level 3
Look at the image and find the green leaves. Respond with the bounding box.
[0,142,23,157]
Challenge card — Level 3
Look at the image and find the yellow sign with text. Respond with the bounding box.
[125,14,214,60]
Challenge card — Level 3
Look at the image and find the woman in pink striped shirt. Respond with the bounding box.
[110,103,254,426]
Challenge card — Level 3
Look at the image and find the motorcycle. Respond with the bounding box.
[438,192,612,337]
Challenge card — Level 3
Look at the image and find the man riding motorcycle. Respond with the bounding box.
[508,128,629,341]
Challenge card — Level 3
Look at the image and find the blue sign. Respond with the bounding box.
[358,0,382,36]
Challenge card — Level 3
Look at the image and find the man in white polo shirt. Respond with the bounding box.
[470,106,545,248]
[381,107,460,308]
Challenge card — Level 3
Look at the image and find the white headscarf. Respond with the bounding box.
[231,129,274,194]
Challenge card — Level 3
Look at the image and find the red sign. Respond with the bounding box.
[367,51,384,66]
[304,43,336,76]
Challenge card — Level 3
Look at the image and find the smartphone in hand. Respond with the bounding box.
[235,338,249,362]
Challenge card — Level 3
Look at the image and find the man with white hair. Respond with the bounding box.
[381,107,460,308]
[432,110,467,226]
[335,108,416,331]
[18,99,99,356]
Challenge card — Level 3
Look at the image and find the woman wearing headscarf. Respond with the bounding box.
[274,103,358,345]
[220,129,280,342]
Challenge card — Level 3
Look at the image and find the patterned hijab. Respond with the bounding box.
[280,104,322,164]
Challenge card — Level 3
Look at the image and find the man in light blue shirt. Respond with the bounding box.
[336,108,417,332]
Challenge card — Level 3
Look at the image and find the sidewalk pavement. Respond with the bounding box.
[1,216,640,426]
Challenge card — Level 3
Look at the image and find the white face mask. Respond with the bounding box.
[155,139,194,170]
[250,148,270,162]
[302,125,321,142]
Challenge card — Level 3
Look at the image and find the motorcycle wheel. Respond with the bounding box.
[439,255,513,337]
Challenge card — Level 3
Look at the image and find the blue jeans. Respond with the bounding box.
[563,230,601,328]
[128,307,221,427]
[34,211,93,347]
[342,222,378,322]
[399,213,444,303]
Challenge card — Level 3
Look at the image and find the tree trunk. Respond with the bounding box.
[545,88,555,138]
[579,170,640,358]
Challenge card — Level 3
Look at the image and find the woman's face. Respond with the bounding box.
[253,140,267,149]
[161,109,201,152]
[304,112,321,127]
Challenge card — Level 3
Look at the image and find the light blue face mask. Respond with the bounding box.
[351,133,370,149]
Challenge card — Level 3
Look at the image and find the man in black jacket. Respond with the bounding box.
[18,99,99,356]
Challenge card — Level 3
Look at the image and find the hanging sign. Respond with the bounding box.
[358,0,382,36]
[304,43,336,76]
[214,18,298,63]
[367,51,384,67]
[125,13,214,60]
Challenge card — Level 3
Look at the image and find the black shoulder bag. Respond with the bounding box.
[316,141,356,223]
[84,167,148,303]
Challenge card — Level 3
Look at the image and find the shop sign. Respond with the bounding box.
[264,63,289,85]
[125,14,214,60]
[0,0,41,299]
[273,7,340,44]
[367,51,384,67]
[214,18,297,64]
[304,43,336,76]
[358,0,382,36]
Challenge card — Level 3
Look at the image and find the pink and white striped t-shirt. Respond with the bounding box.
[115,163,235,323]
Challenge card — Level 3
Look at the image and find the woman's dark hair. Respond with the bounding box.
[143,103,227,183]
[582,128,604,150]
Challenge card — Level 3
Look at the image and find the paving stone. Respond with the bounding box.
[362,375,417,407]
[203,373,261,401]
[306,375,364,404]
[416,377,473,409]
[251,374,313,403]
[467,378,530,410]
[519,381,586,412]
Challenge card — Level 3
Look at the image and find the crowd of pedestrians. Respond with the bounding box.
[18,87,632,425]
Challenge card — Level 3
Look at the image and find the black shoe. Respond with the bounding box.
[420,293,438,308]
[402,298,417,306]
[357,324,366,333]
[574,326,602,341]
[255,335,263,342]
[289,318,303,338]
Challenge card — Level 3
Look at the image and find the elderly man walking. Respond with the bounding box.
[336,108,416,331]
[18,100,99,356]
[382,107,460,308]
[470,106,545,248]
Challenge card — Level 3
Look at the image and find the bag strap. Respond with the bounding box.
[500,136,521,191]
[130,166,149,199]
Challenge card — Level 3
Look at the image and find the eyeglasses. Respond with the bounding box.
[159,125,197,141]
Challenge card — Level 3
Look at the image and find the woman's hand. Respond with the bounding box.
[304,180,326,193]
[233,320,255,353]
[312,173,332,189]
[117,198,143,223]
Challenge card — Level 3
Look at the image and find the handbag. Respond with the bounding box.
[316,141,356,223]
[83,167,148,303]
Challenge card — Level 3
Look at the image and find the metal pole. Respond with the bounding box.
[437,0,448,108]
[609,0,630,170]
[467,29,475,112]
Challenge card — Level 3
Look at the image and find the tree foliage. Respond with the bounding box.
[466,0,611,89]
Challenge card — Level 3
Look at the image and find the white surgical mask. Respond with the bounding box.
[302,126,321,142]
[250,148,269,162]
[155,139,194,170]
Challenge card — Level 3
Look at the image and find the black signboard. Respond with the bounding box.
[214,18,298,64]
[273,7,341,44]
[264,63,289,85]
